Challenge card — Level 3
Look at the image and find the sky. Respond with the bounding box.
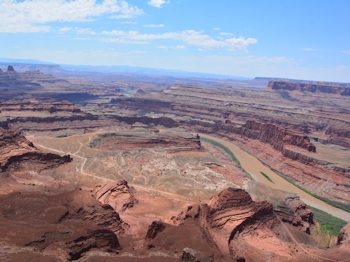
[1,0,350,82]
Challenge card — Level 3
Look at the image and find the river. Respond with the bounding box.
[200,134,350,222]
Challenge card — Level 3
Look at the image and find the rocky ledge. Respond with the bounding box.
[193,119,316,152]
[93,180,139,212]
[0,188,128,261]
[0,128,71,172]
[149,188,312,261]
[0,100,81,114]
[89,127,202,153]
[268,80,350,96]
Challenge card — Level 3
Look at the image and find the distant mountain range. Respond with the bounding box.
[0,58,55,65]
[0,58,251,80]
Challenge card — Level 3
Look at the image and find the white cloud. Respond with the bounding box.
[0,0,143,33]
[157,45,186,49]
[213,28,221,31]
[58,27,96,35]
[122,21,138,24]
[143,24,164,28]
[102,29,257,51]
[76,28,96,35]
[102,38,148,45]
[147,0,170,8]
[58,27,73,34]
[341,50,350,55]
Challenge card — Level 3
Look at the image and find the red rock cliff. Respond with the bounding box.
[268,80,350,96]
[203,120,316,152]
[0,128,71,171]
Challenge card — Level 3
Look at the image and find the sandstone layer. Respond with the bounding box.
[268,80,350,96]
[0,128,71,172]
[89,127,201,153]
[0,188,127,261]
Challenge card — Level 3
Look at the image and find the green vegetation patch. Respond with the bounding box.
[201,137,241,167]
[276,172,350,213]
[308,205,347,236]
[260,171,274,184]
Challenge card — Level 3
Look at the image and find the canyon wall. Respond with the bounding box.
[269,80,350,96]
[0,128,71,172]
[112,95,350,150]
[190,119,316,153]
[0,101,81,113]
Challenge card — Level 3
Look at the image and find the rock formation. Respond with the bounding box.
[145,220,166,240]
[192,119,316,153]
[247,181,315,233]
[139,187,346,261]
[89,127,201,153]
[181,248,212,262]
[93,180,139,212]
[7,65,15,72]
[268,80,350,96]
[280,194,314,233]
[337,222,350,246]
[0,62,64,74]
[233,120,316,152]
[0,128,71,172]
[0,100,81,113]
[325,127,350,148]
[204,188,277,258]
[0,188,127,261]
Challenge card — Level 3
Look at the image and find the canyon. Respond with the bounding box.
[0,64,350,261]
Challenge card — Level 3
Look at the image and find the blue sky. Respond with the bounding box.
[1,0,350,81]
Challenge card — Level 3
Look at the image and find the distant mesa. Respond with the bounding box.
[268,80,350,96]
[0,62,64,74]
[7,65,15,72]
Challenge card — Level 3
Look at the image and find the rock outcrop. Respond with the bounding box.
[281,194,314,233]
[0,63,64,74]
[325,127,350,148]
[0,100,81,113]
[7,65,15,72]
[247,181,315,234]
[160,188,302,261]
[89,127,201,153]
[181,248,212,262]
[93,180,138,212]
[113,115,178,128]
[337,222,350,246]
[0,128,71,172]
[204,188,277,258]
[167,188,321,261]
[145,220,166,240]
[194,119,316,152]
[0,188,127,261]
[0,128,37,166]
[238,120,316,152]
[268,80,350,96]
